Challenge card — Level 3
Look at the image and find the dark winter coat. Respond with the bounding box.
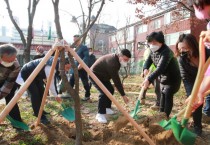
[143,44,181,86]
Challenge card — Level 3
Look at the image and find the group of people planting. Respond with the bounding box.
[0,0,209,141]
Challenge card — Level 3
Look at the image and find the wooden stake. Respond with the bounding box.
[35,49,60,126]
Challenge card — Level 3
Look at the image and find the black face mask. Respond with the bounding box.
[180,51,189,58]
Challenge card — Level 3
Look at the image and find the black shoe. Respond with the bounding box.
[40,116,50,125]
[194,126,202,136]
[13,126,24,132]
[81,97,90,101]
[43,111,50,115]
[33,110,50,116]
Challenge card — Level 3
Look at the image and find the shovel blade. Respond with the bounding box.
[159,120,172,130]
[6,115,30,131]
[130,100,140,118]
[171,119,196,145]
[61,107,75,121]
[159,116,177,130]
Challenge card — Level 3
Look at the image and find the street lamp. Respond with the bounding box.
[59,9,95,35]
[71,15,96,34]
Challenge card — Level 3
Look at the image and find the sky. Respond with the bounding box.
[0,0,142,43]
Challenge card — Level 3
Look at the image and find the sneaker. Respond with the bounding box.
[141,99,145,105]
[40,115,50,125]
[150,103,160,110]
[60,93,71,99]
[82,97,90,101]
[194,126,202,136]
[95,113,107,123]
[106,108,114,115]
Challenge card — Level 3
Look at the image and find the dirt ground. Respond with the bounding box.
[0,75,210,145]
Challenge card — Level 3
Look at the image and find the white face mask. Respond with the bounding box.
[89,52,93,55]
[120,60,128,67]
[149,45,160,52]
[1,61,14,67]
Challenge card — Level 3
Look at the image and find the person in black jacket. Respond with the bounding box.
[142,31,181,118]
[20,56,71,124]
[175,33,209,136]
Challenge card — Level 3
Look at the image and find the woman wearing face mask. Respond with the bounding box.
[0,44,25,130]
[175,33,205,136]
[142,31,181,118]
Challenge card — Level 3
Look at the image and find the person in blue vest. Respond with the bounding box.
[69,35,90,101]
[20,56,71,125]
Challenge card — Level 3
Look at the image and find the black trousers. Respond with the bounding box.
[90,78,114,114]
[21,69,45,117]
[160,81,181,117]
[70,69,90,98]
[0,82,22,121]
[141,78,161,105]
[192,104,203,128]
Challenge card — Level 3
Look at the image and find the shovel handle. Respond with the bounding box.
[138,86,145,100]
[183,37,207,120]
[175,108,186,118]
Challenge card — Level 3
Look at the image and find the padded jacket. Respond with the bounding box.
[178,57,197,97]
[143,44,181,85]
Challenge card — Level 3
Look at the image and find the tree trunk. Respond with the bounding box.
[52,0,83,144]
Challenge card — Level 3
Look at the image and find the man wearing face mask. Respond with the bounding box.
[0,44,24,129]
[90,49,131,123]
[142,31,181,118]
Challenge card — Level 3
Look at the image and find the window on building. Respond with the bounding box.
[165,31,187,46]
[110,35,115,42]
[165,35,170,46]
[164,12,171,25]
[117,30,124,41]
[137,25,147,33]
[2,26,6,36]
[154,19,161,29]
[127,26,134,41]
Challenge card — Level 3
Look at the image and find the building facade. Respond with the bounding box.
[0,25,56,66]
[87,23,116,58]
[109,7,207,74]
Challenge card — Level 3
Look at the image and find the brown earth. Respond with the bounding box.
[0,75,210,145]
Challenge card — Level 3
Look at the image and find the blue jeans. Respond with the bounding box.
[203,94,210,116]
